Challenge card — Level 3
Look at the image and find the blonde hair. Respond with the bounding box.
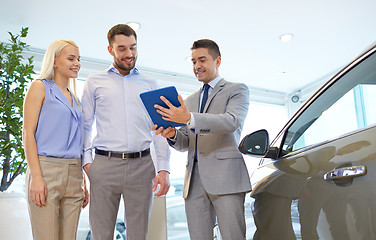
[39,39,81,108]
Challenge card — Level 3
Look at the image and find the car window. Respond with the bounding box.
[281,49,376,155]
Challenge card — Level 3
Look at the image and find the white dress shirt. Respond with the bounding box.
[188,75,222,128]
[81,66,170,172]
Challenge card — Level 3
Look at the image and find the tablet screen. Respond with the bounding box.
[140,86,185,128]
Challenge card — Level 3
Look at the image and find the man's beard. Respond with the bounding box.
[114,57,136,72]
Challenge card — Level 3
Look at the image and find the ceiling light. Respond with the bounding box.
[127,22,141,31]
[291,95,300,103]
[280,33,294,42]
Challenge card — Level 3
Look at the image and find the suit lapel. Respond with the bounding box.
[190,89,201,113]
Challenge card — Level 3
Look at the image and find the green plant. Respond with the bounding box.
[0,27,34,191]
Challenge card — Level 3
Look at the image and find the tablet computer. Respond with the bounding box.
[140,86,185,128]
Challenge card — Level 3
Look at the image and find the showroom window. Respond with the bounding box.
[281,51,376,154]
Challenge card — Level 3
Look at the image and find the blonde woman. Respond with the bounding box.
[23,39,88,240]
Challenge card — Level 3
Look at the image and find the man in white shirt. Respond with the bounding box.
[81,24,170,240]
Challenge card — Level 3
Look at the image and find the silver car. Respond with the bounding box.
[239,42,376,240]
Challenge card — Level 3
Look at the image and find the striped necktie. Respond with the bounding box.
[194,84,210,161]
[200,84,210,113]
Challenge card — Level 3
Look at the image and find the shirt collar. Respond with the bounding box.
[107,65,140,76]
[205,75,222,89]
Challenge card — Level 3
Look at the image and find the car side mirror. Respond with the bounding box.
[238,129,269,156]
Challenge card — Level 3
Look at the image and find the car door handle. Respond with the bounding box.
[324,165,367,180]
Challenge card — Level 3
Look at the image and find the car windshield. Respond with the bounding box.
[281,46,376,155]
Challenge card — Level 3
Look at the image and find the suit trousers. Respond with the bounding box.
[88,153,155,240]
[185,163,246,240]
[25,156,84,240]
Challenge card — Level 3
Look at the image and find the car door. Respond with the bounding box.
[241,43,376,240]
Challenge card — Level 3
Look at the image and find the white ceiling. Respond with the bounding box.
[2,0,376,96]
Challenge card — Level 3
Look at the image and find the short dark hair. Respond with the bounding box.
[107,24,137,46]
[191,39,221,59]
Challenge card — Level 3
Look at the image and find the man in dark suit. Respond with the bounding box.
[153,39,251,240]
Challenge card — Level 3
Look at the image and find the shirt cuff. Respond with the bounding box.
[187,113,195,129]
[167,129,178,143]
[157,159,170,173]
[82,149,93,167]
